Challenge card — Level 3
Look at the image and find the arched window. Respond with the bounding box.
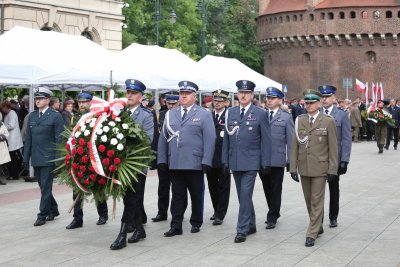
[268,55,272,65]
[398,11,400,18]
[279,16,283,23]
[81,31,93,41]
[366,51,376,63]
[269,18,272,24]
[321,12,325,20]
[293,15,298,21]
[303,53,311,63]
[350,11,356,18]
[362,11,368,19]
[274,17,277,24]
[309,14,314,21]
[286,15,290,22]
[328,12,334,20]
[339,12,345,19]
[300,14,303,21]
[386,11,392,18]
[41,26,52,31]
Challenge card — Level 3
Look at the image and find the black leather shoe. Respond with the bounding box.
[305,237,315,247]
[210,214,215,220]
[394,147,398,150]
[329,219,337,228]
[191,226,200,233]
[212,218,223,226]
[265,222,276,229]
[128,228,146,243]
[110,223,128,250]
[33,218,46,226]
[384,146,389,150]
[46,211,60,221]
[142,217,147,225]
[127,224,135,233]
[164,228,183,237]
[96,216,108,225]
[234,233,246,243]
[248,227,257,235]
[151,214,167,222]
[66,219,83,229]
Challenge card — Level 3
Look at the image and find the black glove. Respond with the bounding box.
[286,163,290,172]
[290,172,299,182]
[157,163,168,172]
[202,164,212,173]
[260,166,271,176]
[22,162,29,170]
[338,162,348,175]
[326,174,338,183]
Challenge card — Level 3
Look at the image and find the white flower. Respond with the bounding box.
[74,131,81,138]
[84,130,91,136]
[91,118,97,123]
[80,124,86,131]
[101,135,107,142]
[112,128,120,134]
[79,121,85,128]
[89,121,95,128]
[103,126,110,133]
[108,121,116,127]
[96,128,103,135]
[117,133,124,140]
[117,144,124,151]
[122,123,129,130]
[115,117,121,122]
[110,138,118,145]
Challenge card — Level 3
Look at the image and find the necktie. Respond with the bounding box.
[325,109,329,115]
[182,108,188,121]
[215,113,219,121]
[310,116,314,126]
[269,110,274,121]
[39,111,43,118]
[240,108,245,119]
[127,110,132,116]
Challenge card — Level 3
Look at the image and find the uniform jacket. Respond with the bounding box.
[4,109,23,151]
[0,123,11,165]
[268,109,294,167]
[350,106,362,127]
[157,104,216,170]
[211,108,227,168]
[290,113,338,177]
[388,105,400,128]
[130,107,154,142]
[23,108,64,167]
[222,104,271,171]
[328,106,352,163]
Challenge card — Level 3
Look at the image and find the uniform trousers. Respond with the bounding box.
[352,127,360,142]
[170,170,204,230]
[34,166,58,220]
[156,166,172,217]
[232,171,257,235]
[206,167,230,220]
[375,123,387,146]
[72,192,108,221]
[259,167,284,224]
[300,176,326,239]
[121,173,146,224]
[385,127,399,148]
[328,175,340,221]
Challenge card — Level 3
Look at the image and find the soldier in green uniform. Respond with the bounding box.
[290,89,338,247]
[373,99,390,153]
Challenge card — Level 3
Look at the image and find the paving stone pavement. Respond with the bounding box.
[0,141,399,267]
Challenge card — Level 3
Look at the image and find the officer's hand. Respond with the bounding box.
[286,163,290,172]
[260,166,271,176]
[157,163,168,172]
[338,162,348,175]
[0,134,6,141]
[326,174,338,183]
[290,172,299,182]
[22,162,29,170]
[202,164,212,173]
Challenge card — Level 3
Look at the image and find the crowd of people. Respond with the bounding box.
[0,82,399,249]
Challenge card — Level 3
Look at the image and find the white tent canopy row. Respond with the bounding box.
[0,27,281,93]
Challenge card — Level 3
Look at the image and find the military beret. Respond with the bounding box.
[125,79,146,94]
[266,87,284,99]
[213,89,229,101]
[165,94,179,104]
[303,89,322,102]
[178,81,199,92]
[236,80,256,92]
[318,85,337,96]
[34,87,53,98]
[77,91,93,102]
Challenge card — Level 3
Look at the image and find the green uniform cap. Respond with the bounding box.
[303,89,322,102]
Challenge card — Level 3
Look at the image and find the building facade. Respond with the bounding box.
[257,0,400,99]
[0,0,124,51]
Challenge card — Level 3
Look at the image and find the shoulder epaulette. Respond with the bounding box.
[298,114,307,117]
[141,107,152,113]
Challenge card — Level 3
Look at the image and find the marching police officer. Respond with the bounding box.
[318,85,351,228]
[23,87,64,226]
[222,80,272,243]
[152,93,180,222]
[261,87,293,230]
[206,89,231,226]
[158,81,216,237]
[110,79,154,250]
[66,92,109,230]
[290,89,338,247]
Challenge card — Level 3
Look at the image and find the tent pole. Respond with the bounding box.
[29,84,34,178]
[61,85,65,103]
[155,89,159,116]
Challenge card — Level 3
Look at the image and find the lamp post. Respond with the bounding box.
[155,0,177,46]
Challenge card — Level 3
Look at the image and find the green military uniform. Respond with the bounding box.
[290,90,338,244]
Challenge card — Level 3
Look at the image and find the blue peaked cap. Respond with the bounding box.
[318,85,337,96]
[125,79,146,94]
[266,87,284,99]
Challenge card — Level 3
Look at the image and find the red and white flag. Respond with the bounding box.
[355,79,366,93]
[365,82,369,106]
[372,82,376,106]
[377,82,384,101]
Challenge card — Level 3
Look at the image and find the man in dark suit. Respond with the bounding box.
[385,99,400,150]
[291,98,306,122]
[158,81,216,237]
[23,87,64,226]
[206,90,231,226]
[222,80,272,243]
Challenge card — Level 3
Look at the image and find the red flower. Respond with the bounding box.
[77,147,84,155]
[98,145,106,153]
[83,179,90,185]
[65,154,71,160]
[79,138,85,146]
[71,139,76,145]
[109,165,116,172]
[64,160,69,166]
[98,178,106,185]
[107,150,115,158]
[89,174,96,181]
[66,143,71,151]
[79,166,86,172]
[71,148,76,155]
[81,156,89,164]
[102,158,110,166]
[72,163,79,169]
[89,166,95,172]
[114,157,121,165]
[77,172,83,178]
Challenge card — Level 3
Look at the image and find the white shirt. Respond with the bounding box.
[324,106,333,115]
[309,111,320,124]
[181,105,194,118]
[239,103,251,116]
[215,109,225,119]
[39,107,49,117]
[268,108,279,119]
[130,105,140,114]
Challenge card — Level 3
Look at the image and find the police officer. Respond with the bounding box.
[318,85,351,228]
[222,80,272,243]
[206,89,231,226]
[261,87,293,230]
[158,81,216,237]
[110,79,154,250]
[152,93,180,222]
[23,87,64,226]
[290,89,338,247]
[66,92,109,230]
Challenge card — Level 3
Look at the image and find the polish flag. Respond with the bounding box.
[377,82,384,101]
[365,82,369,106]
[372,82,376,106]
[355,79,366,93]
